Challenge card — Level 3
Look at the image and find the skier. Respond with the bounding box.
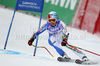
[28,11,89,62]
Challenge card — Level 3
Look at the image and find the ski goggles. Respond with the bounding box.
[48,18,57,23]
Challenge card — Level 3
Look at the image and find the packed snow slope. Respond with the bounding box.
[0,7,100,66]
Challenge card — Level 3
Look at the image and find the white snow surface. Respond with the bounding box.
[0,7,100,66]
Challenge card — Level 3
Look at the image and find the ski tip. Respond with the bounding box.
[52,56,55,58]
[3,49,6,51]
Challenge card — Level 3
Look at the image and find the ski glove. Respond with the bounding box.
[61,33,69,46]
[61,38,67,46]
[28,34,36,46]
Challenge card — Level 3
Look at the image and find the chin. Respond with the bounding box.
[51,23,56,26]
[51,24,56,26]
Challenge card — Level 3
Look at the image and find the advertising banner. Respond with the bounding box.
[0,0,79,24]
[16,0,44,12]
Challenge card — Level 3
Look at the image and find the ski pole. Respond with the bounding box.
[62,33,100,56]
[33,45,54,58]
[67,44,100,56]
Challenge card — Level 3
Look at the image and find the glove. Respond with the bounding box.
[28,34,36,46]
[61,38,67,46]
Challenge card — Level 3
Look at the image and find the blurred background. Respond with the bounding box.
[0,0,100,37]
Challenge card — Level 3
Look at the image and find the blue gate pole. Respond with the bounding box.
[33,12,43,56]
[3,0,20,50]
[4,9,17,50]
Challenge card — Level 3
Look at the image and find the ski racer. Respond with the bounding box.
[28,11,89,62]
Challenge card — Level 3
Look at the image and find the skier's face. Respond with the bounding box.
[50,22,56,26]
[48,18,57,26]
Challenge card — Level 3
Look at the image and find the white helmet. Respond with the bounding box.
[48,11,58,22]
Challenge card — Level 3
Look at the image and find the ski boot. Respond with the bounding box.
[57,53,71,62]
[75,56,92,64]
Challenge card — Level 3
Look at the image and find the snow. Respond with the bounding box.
[0,7,100,66]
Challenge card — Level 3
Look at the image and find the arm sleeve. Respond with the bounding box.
[60,21,69,35]
[35,23,47,36]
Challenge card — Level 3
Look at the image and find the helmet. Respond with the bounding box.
[48,11,58,20]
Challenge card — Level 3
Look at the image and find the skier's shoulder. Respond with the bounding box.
[58,19,65,24]
[58,19,66,27]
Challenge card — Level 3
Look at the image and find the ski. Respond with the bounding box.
[57,57,98,65]
[57,57,75,62]
[75,59,98,65]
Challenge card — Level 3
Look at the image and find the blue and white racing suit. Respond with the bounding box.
[34,20,85,58]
